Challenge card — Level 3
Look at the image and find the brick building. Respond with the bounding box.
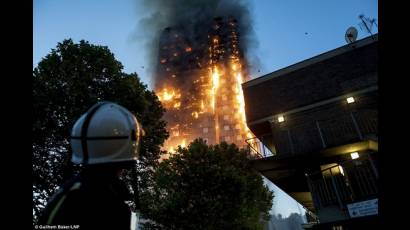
[242,35,378,229]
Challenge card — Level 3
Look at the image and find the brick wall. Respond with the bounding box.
[243,41,378,123]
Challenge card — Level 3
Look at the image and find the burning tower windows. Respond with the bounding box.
[155,16,255,152]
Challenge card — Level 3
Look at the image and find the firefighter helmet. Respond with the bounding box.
[70,102,143,165]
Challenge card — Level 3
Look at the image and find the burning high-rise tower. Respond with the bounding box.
[155,16,255,153]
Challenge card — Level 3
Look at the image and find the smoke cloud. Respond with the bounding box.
[134,0,259,87]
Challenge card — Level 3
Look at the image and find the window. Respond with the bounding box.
[225,136,231,141]
[236,135,242,141]
[224,125,230,131]
[223,115,229,120]
[235,124,241,129]
[203,127,208,133]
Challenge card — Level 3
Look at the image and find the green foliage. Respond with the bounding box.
[33,39,168,222]
[142,139,274,230]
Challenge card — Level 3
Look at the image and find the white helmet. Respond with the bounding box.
[70,102,143,165]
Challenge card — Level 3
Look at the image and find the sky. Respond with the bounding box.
[33,0,378,89]
[33,0,378,221]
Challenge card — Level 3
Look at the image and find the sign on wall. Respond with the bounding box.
[347,198,378,218]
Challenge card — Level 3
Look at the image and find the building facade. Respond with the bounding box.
[243,35,378,229]
[155,17,253,152]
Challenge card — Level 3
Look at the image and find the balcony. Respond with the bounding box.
[255,109,378,159]
[245,136,275,159]
[306,155,378,223]
[245,108,378,223]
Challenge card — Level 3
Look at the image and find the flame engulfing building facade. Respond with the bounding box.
[154,17,254,153]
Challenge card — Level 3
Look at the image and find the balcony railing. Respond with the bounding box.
[245,137,275,159]
[270,110,377,157]
[306,155,378,212]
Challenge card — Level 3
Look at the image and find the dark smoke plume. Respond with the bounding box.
[134,0,259,87]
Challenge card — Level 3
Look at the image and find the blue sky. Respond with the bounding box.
[253,0,377,76]
[33,0,377,89]
[33,0,378,219]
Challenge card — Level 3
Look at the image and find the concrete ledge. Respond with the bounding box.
[320,140,378,157]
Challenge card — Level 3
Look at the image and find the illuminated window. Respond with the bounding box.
[235,124,241,129]
[236,135,242,141]
[172,131,180,137]
[278,115,285,123]
[224,125,230,131]
[203,128,208,133]
[223,115,229,120]
[347,97,355,104]
[350,152,359,159]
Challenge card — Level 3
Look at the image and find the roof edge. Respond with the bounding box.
[243,34,378,88]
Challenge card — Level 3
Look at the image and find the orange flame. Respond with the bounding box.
[157,88,175,101]
[157,87,182,111]
[210,66,220,111]
[192,112,199,119]
[157,23,256,156]
[174,102,181,109]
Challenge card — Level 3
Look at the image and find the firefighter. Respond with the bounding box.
[39,102,144,229]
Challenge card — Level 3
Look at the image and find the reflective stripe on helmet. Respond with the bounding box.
[80,102,109,164]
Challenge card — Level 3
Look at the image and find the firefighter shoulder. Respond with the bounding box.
[39,102,143,229]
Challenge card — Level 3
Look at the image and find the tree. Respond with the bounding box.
[142,139,274,230]
[33,39,168,222]
[268,213,306,230]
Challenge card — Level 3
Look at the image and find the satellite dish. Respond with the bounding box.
[345,26,358,44]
